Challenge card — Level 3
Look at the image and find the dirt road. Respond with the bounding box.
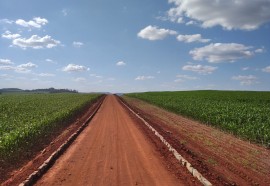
[35,95,182,186]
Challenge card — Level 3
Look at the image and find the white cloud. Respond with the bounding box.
[45,59,57,64]
[176,74,198,80]
[116,61,126,66]
[232,75,258,85]
[62,9,68,16]
[156,15,183,23]
[177,34,210,43]
[0,74,12,80]
[37,73,55,77]
[182,65,217,75]
[45,59,53,63]
[255,48,265,53]
[2,31,21,39]
[0,65,14,71]
[73,77,86,82]
[175,75,198,83]
[174,79,184,83]
[0,19,14,24]
[107,77,115,81]
[33,17,48,25]
[167,0,270,30]
[73,41,84,48]
[13,35,60,49]
[62,64,89,72]
[15,17,48,28]
[167,3,183,23]
[137,25,177,40]
[90,74,103,78]
[190,43,254,63]
[15,68,32,73]
[135,76,155,80]
[0,59,14,65]
[175,17,184,23]
[17,62,37,69]
[186,21,196,26]
[0,62,36,73]
[15,62,38,73]
[262,66,270,73]
[242,67,250,71]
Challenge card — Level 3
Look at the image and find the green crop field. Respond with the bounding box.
[0,93,101,160]
[126,91,270,146]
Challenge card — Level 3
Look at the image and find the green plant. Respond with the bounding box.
[0,93,100,160]
[126,90,270,146]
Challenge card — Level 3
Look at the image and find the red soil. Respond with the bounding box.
[123,96,270,186]
[35,95,187,186]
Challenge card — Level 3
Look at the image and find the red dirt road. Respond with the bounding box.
[35,95,183,186]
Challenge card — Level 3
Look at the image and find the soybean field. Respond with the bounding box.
[126,91,270,146]
[0,93,100,160]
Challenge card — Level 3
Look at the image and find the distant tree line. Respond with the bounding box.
[25,88,78,93]
[0,87,78,94]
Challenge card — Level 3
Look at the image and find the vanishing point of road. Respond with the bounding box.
[35,95,183,186]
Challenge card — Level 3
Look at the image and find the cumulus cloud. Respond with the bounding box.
[17,62,37,69]
[0,62,37,73]
[62,64,90,72]
[232,75,258,85]
[12,35,60,49]
[0,59,14,65]
[15,17,48,28]
[16,62,37,73]
[167,0,270,30]
[135,76,155,80]
[190,43,254,63]
[262,66,270,73]
[2,31,21,39]
[116,61,126,66]
[182,65,217,75]
[73,41,84,48]
[177,34,210,43]
[137,25,177,40]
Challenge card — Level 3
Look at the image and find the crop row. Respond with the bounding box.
[126,91,270,146]
[0,93,101,160]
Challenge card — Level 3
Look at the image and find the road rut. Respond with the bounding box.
[35,95,182,186]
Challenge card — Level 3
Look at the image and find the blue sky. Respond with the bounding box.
[0,0,270,93]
